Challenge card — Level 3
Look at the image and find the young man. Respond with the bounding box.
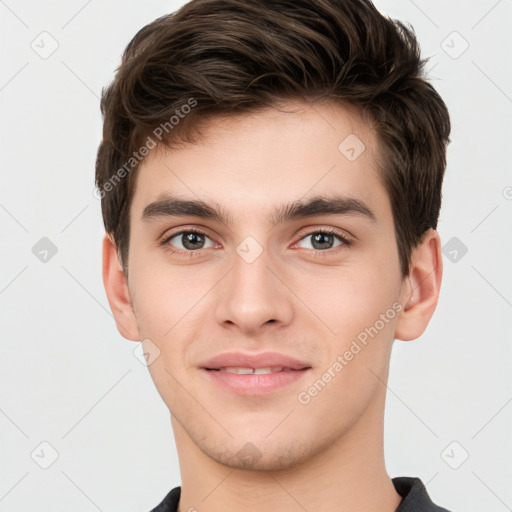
[95,0,451,510]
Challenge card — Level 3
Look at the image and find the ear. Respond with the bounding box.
[394,228,443,341]
[102,233,140,341]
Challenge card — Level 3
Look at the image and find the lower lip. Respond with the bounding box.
[201,368,311,395]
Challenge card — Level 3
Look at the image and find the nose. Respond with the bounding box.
[214,244,294,336]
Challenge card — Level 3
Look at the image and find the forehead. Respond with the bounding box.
[130,100,390,226]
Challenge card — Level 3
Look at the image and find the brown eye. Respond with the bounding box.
[297,230,350,251]
[163,230,214,252]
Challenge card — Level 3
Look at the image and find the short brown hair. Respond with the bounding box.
[95,0,451,279]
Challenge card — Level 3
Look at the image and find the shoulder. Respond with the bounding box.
[393,476,452,512]
[148,486,181,512]
[148,479,452,512]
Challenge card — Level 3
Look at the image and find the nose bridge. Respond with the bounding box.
[214,236,293,332]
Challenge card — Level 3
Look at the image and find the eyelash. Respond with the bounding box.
[160,227,352,258]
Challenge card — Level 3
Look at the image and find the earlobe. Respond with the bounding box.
[394,229,443,341]
[102,233,141,341]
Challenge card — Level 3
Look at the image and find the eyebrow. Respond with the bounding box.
[140,193,377,226]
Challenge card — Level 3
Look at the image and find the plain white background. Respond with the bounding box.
[1,1,511,510]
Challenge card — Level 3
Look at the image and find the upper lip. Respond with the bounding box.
[201,351,311,370]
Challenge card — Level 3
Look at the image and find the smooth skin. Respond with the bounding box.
[102,99,442,512]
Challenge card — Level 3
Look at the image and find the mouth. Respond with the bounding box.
[201,366,312,395]
[199,351,312,395]
[205,366,310,374]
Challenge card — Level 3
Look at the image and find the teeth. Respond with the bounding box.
[224,367,254,374]
[253,368,276,374]
[219,367,284,374]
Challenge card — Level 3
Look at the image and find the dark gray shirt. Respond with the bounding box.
[149,476,452,511]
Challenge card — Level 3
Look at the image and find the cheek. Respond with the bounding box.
[128,262,213,399]
[300,262,398,339]
[128,254,207,335]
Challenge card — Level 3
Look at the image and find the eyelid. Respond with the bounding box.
[160,225,216,243]
[160,225,353,256]
[160,227,217,248]
[292,228,353,253]
[295,225,353,242]
[160,226,352,244]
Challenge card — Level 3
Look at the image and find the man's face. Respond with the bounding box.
[126,100,405,470]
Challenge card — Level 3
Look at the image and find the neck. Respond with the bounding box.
[171,384,402,512]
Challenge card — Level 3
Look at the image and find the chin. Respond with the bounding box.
[197,433,322,472]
